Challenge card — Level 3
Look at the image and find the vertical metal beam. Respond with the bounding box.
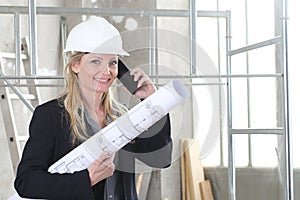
[149,15,156,77]
[189,0,196,75]
[244,0,253,167]
[28,0,37,75]
[216,0,225,167]
[275,0,293,198]
[60,17,67,67]
[226,10,236,200]
[281,0,293,199]
[14,13,21,76]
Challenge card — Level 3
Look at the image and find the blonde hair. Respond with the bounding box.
[59,52,127,144]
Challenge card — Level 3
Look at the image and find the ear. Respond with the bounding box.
[71,61,80,73]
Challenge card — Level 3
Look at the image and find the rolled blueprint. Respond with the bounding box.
[48,79,190,174]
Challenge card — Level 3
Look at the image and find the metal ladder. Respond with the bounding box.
[0,37,40,173]
[225,0,293,198]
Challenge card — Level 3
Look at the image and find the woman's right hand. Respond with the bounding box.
[87,151,115,186]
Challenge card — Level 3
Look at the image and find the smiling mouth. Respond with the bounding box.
[95,78,110,83]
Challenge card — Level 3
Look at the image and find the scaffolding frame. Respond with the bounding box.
[0,0,292,199]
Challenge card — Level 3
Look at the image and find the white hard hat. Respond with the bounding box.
[63,16,129,56]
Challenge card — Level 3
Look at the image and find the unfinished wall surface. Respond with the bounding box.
[155,1,192,200]
[0,0,63,199]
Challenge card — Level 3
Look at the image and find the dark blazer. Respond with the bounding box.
[14,98,172,200]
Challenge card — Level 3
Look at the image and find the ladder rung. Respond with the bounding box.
[0,52,28,59]
[8,93,36,100]
[230,128,283,135]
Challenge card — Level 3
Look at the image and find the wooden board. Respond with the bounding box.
[180,139,187,200]
[136,173,143,197]
[200,180,214,200]
[181,138,205,200]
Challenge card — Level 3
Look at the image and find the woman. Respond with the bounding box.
[14,16,172,200]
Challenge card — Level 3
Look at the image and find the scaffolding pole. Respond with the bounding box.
[28,0,38,75]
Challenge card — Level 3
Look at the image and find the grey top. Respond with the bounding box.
[84,110,124,200]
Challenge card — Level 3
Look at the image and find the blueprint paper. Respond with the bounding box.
[48,79,190,173]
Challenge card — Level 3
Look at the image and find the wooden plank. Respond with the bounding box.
[180,139,187,200]
[200,180,214,200]
[137,172,151,200]
[136,173,143,197]
[185,168,191,200]
[182,138,205,200]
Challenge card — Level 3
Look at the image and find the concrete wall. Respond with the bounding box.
[205,167,283,200]
[155,1,193,200]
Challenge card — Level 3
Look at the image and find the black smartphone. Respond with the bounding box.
[117,59,138,94]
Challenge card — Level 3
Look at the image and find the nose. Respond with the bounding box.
[101,64,111,75]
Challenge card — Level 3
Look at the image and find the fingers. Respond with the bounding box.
[131,68,147,88]
[130,68,156,95]
[102,152,115,166]
[88,152,115,186]
[137,76,149,88]
[131,68,146,82]
[96,151,112,163]
[102,160,115,175]
[95,152,110,165]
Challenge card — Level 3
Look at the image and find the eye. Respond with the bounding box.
[110,60,118,66]
[91,59,101,65]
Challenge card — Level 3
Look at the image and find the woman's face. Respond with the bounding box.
[72,53,118,93]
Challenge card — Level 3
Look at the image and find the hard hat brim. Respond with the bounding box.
[63,48,129,58]
[91,46,130,56]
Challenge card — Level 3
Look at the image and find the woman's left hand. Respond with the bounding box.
[130,68,156,99]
